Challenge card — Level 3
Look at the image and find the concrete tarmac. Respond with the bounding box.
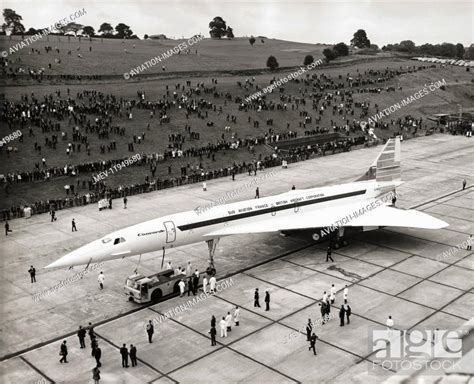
[0,134,472,383]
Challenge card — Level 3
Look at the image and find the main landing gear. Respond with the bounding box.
[206,238,219,276]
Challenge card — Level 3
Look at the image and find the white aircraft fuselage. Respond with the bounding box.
[46,179,396,269]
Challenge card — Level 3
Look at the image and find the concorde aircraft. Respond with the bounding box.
[46,137,448,269]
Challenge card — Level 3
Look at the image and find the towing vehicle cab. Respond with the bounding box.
[124,269,185,303]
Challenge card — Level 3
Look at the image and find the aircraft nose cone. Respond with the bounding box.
[46,241,99,269]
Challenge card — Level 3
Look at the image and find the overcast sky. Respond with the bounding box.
[2,0,472,46]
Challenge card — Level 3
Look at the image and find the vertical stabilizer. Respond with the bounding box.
[356,137,401,182]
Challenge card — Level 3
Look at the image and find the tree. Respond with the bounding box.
[465,44,474,59]
[98,22,114,36]
[144,34,149,39]
[60,22,83,36]
[2,8,25,34]
[351,29,370,48]
[323,48,337,61]
[209,16,227,39]
[303,55,314,66]
[249,36,256,46]
[82,26,95,37]
[25,27,39,35]
[455,43,465,59]
[226,26,234,39]
[398,40,416,52]
[115,23,133,38]
[266,55,279,70]
[333,42,349,56]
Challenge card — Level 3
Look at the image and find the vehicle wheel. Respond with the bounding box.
[173,282,180,293]
[151,289,162,302]
[128,296,134,302]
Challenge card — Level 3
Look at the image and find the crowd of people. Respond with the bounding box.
[1,60,448,221]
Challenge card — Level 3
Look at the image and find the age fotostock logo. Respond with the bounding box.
[370,329,463,373]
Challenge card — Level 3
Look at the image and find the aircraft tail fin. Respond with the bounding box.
[356,137,401,182]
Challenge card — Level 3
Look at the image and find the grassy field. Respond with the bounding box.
[0,36,334,77]
[1,37,473,211]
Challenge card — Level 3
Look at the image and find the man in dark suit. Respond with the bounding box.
[120,344,129,367]
[146,320,154,343]
[309,333,318,355]
[77,325,86,348]
[210,326,217,346]
[94,345,102,367]
[306,319,313,341]
[192,274,199,295]
[28,266,36,283]
[88,322,95,341]
[264,291,270,311]
[326,246,334,262]
[254,288,260,307]
[129,344,137,367]
[187,277,194,296]
[339,305,346,326]
[59,340,68,363]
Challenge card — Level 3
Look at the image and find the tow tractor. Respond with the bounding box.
[125,269,186,303]
[124,266,215,304]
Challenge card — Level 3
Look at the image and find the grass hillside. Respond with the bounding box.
[0,36,330,76]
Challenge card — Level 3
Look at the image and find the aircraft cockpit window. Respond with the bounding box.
[113,237,126,245]
[102,238,112,244]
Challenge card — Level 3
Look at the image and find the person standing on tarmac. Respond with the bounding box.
[146,320,154,343]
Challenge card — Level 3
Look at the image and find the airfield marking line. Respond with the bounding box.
[394,249,473,297]
[284,255,469,322]
[147,307,300,383]
[234,273,398,373]
[360,233,473,272]
[19,355,55,383]
[408,186,473,210]
[441,201,474,211]
[94,332,175,382]
[359,288,474,364]
[0,242,314,362]
[326,242,472,320]
[408,289,474,332]
[148,281,389,380]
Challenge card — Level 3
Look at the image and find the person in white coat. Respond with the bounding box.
[219,317,227,337]
[234,306,240,326]
[209,276,217,294]
[322,291,328,302]
[178,279,185,297]
[202,276,208,294]
[225,311,232,332]
[343,285,349,301]
[98,272,105,290]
